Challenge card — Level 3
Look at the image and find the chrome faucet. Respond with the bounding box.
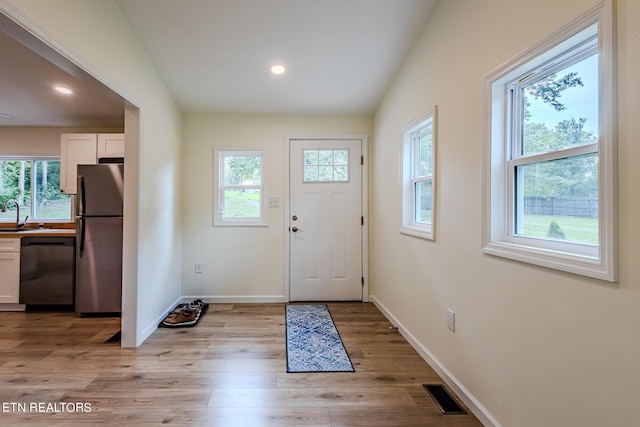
[1,199,27,229]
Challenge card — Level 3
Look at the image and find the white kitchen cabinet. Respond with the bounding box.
[0,238,20,303]
[60,133,98,194]
[60,133,124,194]
[97,133,125,159]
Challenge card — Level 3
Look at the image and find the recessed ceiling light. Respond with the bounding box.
[54,85,73,95]
[270,64,286,75]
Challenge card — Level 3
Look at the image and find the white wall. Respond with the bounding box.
[181,113,372,300]
[2,0,183,346]
[371,0,640,426]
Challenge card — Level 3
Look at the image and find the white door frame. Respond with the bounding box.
[284,134,369,302]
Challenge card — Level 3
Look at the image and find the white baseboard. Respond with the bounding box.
[181,295,288,304]
[370,295,501,427]
[139,296,183,345]
[0,303,25,311]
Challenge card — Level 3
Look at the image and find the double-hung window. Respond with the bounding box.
[402,108,436,240]
[0,158,71,223]
[213,148,267,226]
[482,1,616,281]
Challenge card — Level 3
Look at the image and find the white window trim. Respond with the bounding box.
[401,106,437,240]
[482,0,617,281]
[213,147,268,227]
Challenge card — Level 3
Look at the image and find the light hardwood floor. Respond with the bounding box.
[0,303,482,426]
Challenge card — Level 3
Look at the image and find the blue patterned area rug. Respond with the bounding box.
[286,304,355,373]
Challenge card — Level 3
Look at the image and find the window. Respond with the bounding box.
[401,107,437,240]
[303,149,349,182]
[0,158,71,223]
[482,1,617,281]
[213,148,267,226]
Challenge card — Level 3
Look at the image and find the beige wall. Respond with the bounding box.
[0,127,122,156]
[181,113,372,299]
[371,0,640,426]
[0,127,125,234]
[2,0,183,346]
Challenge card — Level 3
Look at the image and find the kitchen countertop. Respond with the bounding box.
[0,227,75,238]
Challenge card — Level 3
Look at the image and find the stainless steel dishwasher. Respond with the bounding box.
[20,236,75,306]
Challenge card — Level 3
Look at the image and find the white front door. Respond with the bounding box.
[289,138,363,301]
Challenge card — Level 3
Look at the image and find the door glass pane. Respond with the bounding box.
[304,166,318,182]
[333,166,348,181]
[516,153,598,244]
[303,149,350,183]
[334,150,348,165]
[304,150,318,165]
[522,53,598,156]
[318,150,333,165]
[318,166,333,181]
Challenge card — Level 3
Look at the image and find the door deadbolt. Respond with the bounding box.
[292,215,297,221]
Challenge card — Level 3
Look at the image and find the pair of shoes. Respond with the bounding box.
[162,300,205,327]
[163,306,200,327]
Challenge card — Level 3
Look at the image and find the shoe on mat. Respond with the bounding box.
[162,306,200,327]
[163,303,187,321]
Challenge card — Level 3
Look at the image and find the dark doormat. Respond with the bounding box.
[104,330,121,343]
[159,300,208,328]
[423,384,467,414]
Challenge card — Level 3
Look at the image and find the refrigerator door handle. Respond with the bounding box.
[77,175,86,217]
[78,217,86,256]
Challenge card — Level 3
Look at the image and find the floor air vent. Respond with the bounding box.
[104,330,121,343]
[423,384,467,414]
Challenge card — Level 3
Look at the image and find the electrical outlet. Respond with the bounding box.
[195,262,202,274]
[447,308,455,332]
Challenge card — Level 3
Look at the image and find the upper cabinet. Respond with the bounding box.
[60,133,124,194]
[60,133,97,194]
[97,134,125,159]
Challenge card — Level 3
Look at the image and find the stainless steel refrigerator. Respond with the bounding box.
[75,163,124,314]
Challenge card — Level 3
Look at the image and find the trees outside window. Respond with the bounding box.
[0,159,71,222]
[511,42,599,244]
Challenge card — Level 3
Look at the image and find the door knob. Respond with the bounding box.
[291,226,301,232]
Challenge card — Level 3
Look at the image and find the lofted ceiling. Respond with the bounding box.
[115,0,438,115]
[0,0,438,127]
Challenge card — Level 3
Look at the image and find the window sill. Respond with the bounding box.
[214,220,268,227]
[482,240,615,282]
[400,225,433,241]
